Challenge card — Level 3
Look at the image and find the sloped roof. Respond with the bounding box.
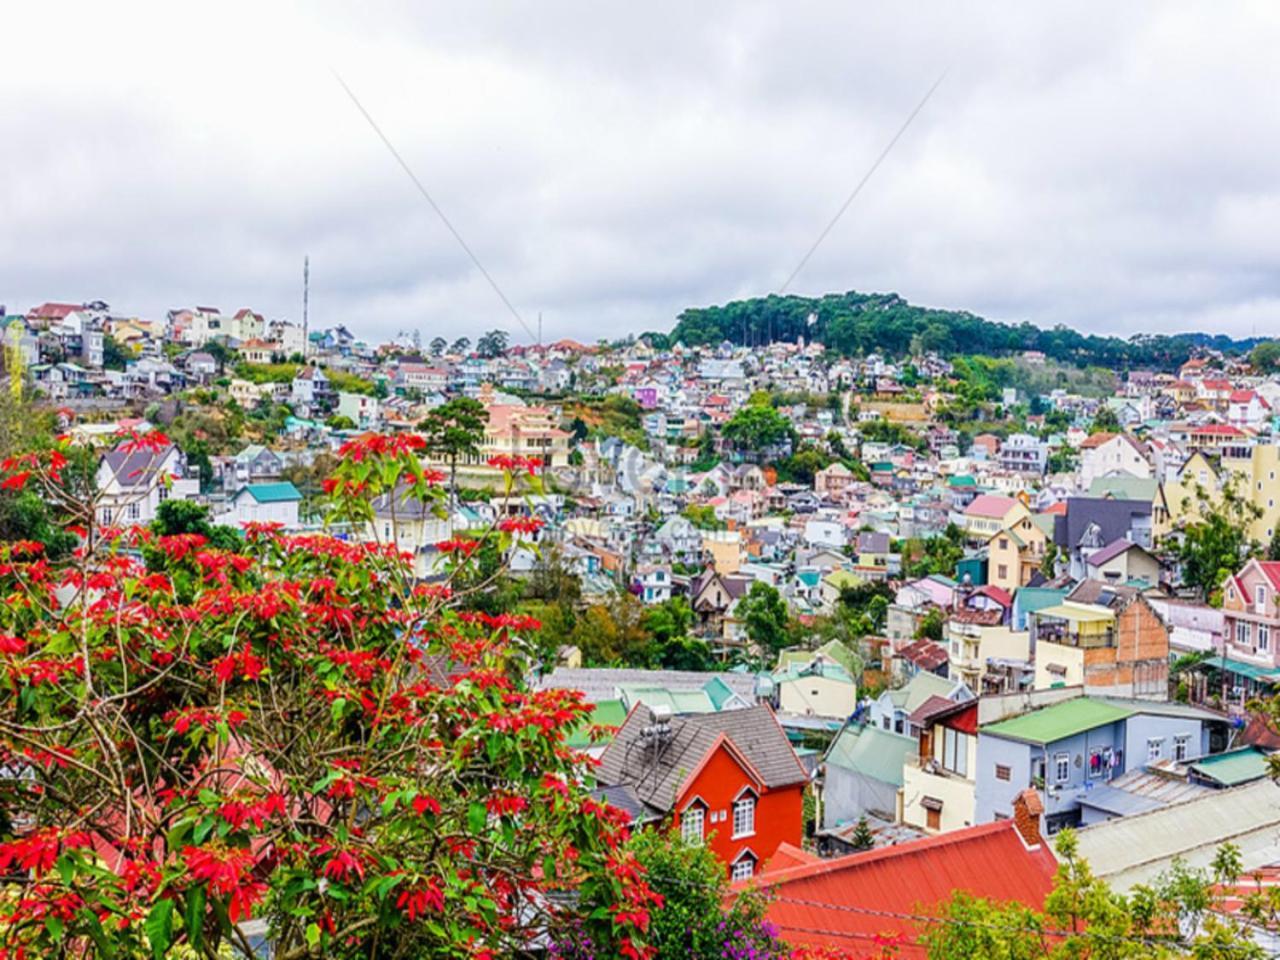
[1053,497,1151,549]
[1074,780,1280,890]
[752,821,1056,956]
[242,482,301,503]
[823,724,915,787]
[1188,746,1270,787]
[887,670,960,713]
[100,444,178,489]
[896,638,949,672]
[981,697,1133,745]
[537,667,757,704]
[1086,538,1146,567]
[595,704,807,814]
[964,493,1020,519]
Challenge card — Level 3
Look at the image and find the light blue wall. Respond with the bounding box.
[976,713,1209,826]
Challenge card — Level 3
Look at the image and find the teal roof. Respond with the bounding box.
[702,676,738,711]
[566,699,626,748]
[1201,656,1280,684]
[981,697,1133,745]
[796,570,821,588]
[824,724,916,786]
[948,475,977,487]
[777,639,860,677]
[1189,747,1270,787]
[243,481,301,503]
[1015,587,1069,613]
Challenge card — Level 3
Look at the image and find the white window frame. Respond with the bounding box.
[1174,734,1191,762]
[1237,621,1252,646]
[1258,585,1269,615]
[1147,738,1164,762]
[732,792,756,839]
[680,805,704,846]
[126,501,141,522]
[730,851,756,881]
[1260,625,1271,653]
[1054,752,1070,784]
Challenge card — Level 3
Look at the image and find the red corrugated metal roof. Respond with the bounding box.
[746,822,1056,957]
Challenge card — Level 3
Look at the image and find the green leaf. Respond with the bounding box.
[306,922,321,948]
[145,898,175,959]
[468,801,487,834]
[80,909,116,959]
[185,886,206,952]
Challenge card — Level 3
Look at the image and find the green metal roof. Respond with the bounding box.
[981,698,1134,745]
[823,724,916,786]
[948,475,977,487]
[565,699,627,748]
[1088,476,1159,502]
[1189,747,1270,787]
[243,482,302,503]
[617,686,717,715]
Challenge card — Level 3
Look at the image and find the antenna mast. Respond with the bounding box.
[302,255,310,358]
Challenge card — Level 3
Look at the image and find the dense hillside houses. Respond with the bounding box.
[12,291,1280,951]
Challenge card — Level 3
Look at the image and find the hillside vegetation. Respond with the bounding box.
[667,290,1261,371]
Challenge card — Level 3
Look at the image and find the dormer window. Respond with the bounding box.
[1258,585,1268,614]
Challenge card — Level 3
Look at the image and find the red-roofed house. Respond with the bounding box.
[1228,390,1272,430]
[1221,560,1280,699]
[745,801,1056,958]
[959,494,1029,539]
[26,302,82,328]
[901,698,979,833]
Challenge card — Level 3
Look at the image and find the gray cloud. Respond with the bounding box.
[3,1,1280,344]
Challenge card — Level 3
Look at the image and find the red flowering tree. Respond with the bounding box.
[0,432,658,958]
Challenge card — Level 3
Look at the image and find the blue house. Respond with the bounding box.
[975,697,1220,834]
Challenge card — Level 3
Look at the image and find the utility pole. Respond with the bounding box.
[537,312,542,349]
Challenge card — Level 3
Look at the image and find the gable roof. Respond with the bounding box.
[100,444,178,488]
[1085,538,1148,567]
[751,821,1056,956]
[823,724,915,787]
[1053,497,1151,549]
[594,704,807,815]
[964,493,1020,519]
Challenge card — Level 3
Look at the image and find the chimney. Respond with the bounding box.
[1011,788,1044,847]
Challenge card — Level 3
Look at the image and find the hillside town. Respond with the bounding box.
[6,294,1280,954]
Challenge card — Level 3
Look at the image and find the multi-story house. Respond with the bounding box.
[985,514,1052,592]
[96,443,201,527]
[945,609,1030,695]
[956,494,1030,542]
[291,366,333,411]
[1217,560,1280,706]
[228,308,265,343]
[1052,497,1154,579]
[1078,432,1152,489]
[1029,581,1169,699]
[633,564,673,604]
[596,703,808,880]
[901,697,978,833]
[998,433,1048,476]
[976,696,1218,834]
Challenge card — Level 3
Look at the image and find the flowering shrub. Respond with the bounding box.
[0,432,657,958]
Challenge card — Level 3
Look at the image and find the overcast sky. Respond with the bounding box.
[4,2,1280,345]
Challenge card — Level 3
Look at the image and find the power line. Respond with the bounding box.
[639,869,1273,957]
[778,69,948,295]
[332,69,536,342]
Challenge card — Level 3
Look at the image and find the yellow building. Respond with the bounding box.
[702,530,743,574]
[901,698,978,833]
[985,514,1051,592]
[1222,444,1280,543]
[946,610,1031,692]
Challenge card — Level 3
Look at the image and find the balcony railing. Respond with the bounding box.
[1036,625,1115,649]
